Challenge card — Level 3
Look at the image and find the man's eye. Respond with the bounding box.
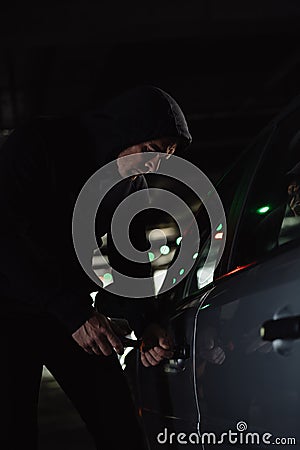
[149,144,162,152]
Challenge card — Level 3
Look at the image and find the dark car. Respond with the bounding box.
[121,95,300,449]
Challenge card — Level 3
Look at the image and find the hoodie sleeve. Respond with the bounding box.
[0,123,95,333]
[95,175,159,336]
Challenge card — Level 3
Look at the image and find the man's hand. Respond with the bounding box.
[72,312,124,356]
[198,326,226,365]
[140,323,174,367]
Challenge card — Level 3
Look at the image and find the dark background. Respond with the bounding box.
[1,1,300,245]
[1,0,300,181]
[1,3,300,448]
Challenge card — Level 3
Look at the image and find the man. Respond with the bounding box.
[0,85,192,449]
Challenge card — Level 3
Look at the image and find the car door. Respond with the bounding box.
[194,249,300,448]
[135,97,286,450]
[135,109,275,450]
[192,99,300,448]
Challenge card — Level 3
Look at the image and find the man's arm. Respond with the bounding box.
[102,180,174,365]
[103,185,158,337]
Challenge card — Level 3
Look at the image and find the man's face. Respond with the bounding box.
[116,137,177,179]
[288,178,300,216]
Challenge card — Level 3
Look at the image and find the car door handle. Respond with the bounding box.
[260,315,300,341]
[171,344,190,360]
[120,338,190,359]
[162,344,190,374]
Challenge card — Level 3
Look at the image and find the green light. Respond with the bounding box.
[199,303,210,310]
[148,252,155,262]
[216,223,223,231]
[176,236,182,245]
[256,206,270,215]
[192,252,198,259]
[172,277,177,284]
[260,326,265,338]
[179,268,185,275]
[160,245,170,255]
[103,273,113,282]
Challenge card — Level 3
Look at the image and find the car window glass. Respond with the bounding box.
[157,125,274,302]
[183,127,273,298]
[232,110,300,267]
[184,234,211,296]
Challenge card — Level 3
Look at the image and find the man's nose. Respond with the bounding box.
[144,154,161,173]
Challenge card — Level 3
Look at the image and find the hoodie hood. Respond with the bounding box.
[80,85,192,166]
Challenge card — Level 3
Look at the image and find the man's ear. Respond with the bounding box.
[166,144,176,160]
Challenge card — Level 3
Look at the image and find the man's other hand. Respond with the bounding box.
[72,312,124,356]
[140,323,174,367]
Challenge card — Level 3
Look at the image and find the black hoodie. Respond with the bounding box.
[0,85,191,334]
